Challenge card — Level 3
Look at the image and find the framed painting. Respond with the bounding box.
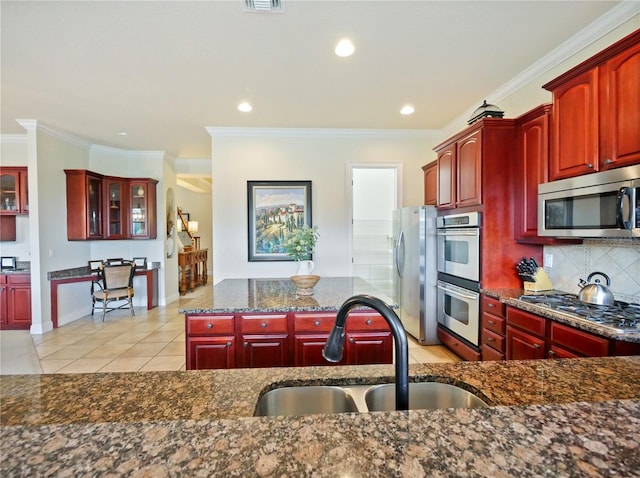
[247,180,312,262]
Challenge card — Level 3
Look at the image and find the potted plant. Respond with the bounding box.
[284,225,320,295]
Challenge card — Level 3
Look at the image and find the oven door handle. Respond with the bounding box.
[436,229,479,237]
[437,282,479,300]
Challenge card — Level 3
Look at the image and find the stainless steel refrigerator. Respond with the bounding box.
[392,205,439,345]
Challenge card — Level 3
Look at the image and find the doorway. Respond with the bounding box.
[350,165,400,297]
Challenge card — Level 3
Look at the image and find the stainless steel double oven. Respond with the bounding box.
[436,212,481,348]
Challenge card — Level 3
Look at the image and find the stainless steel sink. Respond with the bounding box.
[254,386,359,417]
[254,382,488,417]
[364,382,488,412]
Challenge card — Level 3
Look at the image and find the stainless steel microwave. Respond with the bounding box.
[538,164,639,238]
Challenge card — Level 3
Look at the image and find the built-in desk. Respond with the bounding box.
[178,249,208,295]
[48,264,159,328]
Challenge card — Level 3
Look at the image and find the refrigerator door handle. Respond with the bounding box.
[395,229,405,278]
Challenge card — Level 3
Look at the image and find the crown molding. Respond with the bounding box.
[89,143,167,161]
[441,1,639,138]
[206,127,440,140]
[16,119,93,150]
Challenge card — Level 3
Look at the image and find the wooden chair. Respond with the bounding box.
[91,261,136,321]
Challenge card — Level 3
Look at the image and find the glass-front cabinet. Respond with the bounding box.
[105,178,126,239]
[65,170,157,241]
[129,179,158,239]
[0,167,28,215]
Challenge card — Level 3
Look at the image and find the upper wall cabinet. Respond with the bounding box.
[422,161,437,206]
[543,30,640,180]
[434,118,514,210]
[0,167,28,215]
[65,170,158,241]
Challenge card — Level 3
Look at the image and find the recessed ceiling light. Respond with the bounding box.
[238,102,253,113]
[116,131,128,136]
[335,39,355,57]
[400,105,415,115]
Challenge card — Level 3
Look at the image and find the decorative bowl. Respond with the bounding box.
[290,275,321,296]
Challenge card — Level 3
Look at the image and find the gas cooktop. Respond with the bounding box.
[518,293,640,334]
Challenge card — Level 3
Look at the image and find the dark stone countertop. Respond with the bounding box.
[483,288,640,343]
[47,262,161,280]
[179,276,397,314]
[1,357,640,476]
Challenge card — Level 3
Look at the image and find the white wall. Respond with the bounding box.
[175,185,213,274]
[209,130,438,281]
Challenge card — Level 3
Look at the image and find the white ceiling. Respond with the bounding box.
[0,1,631,159]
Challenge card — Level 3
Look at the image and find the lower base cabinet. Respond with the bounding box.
[0,274,31,330]
[506,325,546,360]
[186,310,392,370]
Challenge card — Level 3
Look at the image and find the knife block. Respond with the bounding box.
[524,268,554,292]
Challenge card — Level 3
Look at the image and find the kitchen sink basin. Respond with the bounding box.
[254,385,359,417]
[364,382,489,412]
[254,382,488,417]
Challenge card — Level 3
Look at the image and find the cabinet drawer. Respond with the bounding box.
[187,315,235,335]
[345,312,389,332]
[293,312,336,332]
[481,313,505,335]
[507,307,546,337]
[240,314,288,334]
[549,322,609,357]
[437,326,481,361]
[481,295,505,318]
[6,274,30,285]
[481,328,505,353]
[481,343,504,361]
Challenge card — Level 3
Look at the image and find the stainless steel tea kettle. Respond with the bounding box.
[578,272,615,306]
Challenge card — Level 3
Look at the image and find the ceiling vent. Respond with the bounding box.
[244,0,283,12]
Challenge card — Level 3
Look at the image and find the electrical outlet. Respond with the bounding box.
[544,253,553,268]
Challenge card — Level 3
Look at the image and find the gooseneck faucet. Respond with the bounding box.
[322,294,409,411]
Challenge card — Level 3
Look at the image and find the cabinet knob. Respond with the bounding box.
[261,321,267,328]
[586,163,594,169]
[548,350,556,356]
[244,341,248,347]
[533,343,541,349]
[226,341,232,347]
[488,320,494,325]
[349,337,355,343]
[366,319,372,325]
[488,303,494,308]
[487,337,494,342]
[314,320,321,327]
[207,323,213,329]
[604,159,612,165]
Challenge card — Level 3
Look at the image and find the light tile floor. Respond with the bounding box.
[1,288,460,375]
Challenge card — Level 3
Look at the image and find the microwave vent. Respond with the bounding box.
[243,0,283,12]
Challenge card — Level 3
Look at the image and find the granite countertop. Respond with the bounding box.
[483,288,640,343]
[179,276,396,314]
[47,263,161,280]
[2,357,640,476]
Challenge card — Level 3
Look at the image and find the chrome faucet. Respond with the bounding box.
[322,294,409,411]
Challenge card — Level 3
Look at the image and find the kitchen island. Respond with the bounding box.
[180,277,397,369]
[2,356,640,476]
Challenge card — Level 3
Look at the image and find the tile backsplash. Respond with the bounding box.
[544,239,640,304]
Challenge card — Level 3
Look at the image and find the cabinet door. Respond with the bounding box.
[345,331,392,365]
[436,146,455,209]
[600,41,640,169]
[0,276,7,325]
[0,169,20,214]
[19,170,28,214]
[130,181,150,238]
[187,336,235,370]
[506,325,545,360]
[456,130,482,207]
[104,178,127,239]
[241,335,289,368]
[86,175,104,238]
[6,285,31,328]
[549,69,599,180]
[293,334,347,367]
[422,161,437,206]
[515,106,550,241]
